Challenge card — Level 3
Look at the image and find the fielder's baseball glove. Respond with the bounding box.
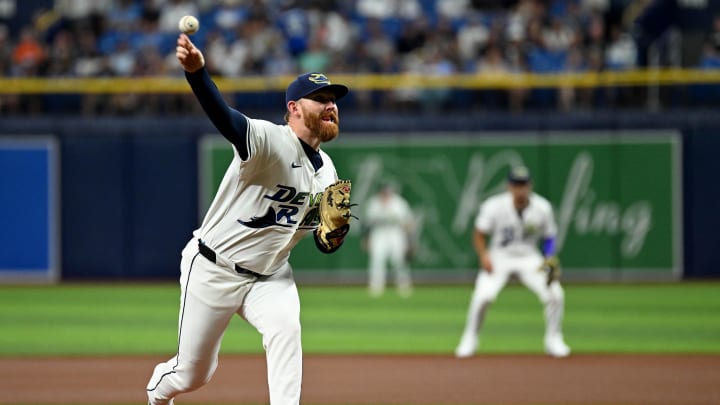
[541,256,561,286]
[315,179,354,251]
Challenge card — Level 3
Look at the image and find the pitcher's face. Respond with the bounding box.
[300,91,339,142]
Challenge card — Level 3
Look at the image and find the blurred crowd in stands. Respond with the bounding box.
[1,0,720,116]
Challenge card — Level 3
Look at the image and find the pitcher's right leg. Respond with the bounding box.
[146,252,249,404]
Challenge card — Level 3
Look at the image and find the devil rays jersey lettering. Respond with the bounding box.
[238,185,324,229]
[193,118,338,275]
[475,192,557,256]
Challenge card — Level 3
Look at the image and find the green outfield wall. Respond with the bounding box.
[200,131,681,282]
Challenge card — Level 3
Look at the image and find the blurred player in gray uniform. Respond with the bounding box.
[455,166,570,358]
[146,34,351,405]
[362,182,415,297]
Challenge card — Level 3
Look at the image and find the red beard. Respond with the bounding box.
[303,109,339,142]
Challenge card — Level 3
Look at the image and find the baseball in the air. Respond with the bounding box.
[178,15,199,35]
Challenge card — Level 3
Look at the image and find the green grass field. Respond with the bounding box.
[1,282,719,356]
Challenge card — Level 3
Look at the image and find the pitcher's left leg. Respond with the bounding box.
[242,264,302,405]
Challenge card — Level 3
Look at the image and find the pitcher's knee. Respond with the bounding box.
[175,359,217,391]
[263,313,301,345]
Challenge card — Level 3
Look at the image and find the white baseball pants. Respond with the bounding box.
[458,251,566,346]
[367,228,412,296]
[146,240,302,405]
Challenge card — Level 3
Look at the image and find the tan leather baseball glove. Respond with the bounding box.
[315,180,354,251]
[540,256,561,286]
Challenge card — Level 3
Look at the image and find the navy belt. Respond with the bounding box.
[198,240,262,277]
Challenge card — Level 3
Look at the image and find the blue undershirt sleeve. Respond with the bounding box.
[542,237,556,257]
[185,67,250,160]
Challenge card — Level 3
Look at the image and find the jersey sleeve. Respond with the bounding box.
[543,201,558,238]
[243,119,274,163]
[185,67,250,160]
[474,200,493,233]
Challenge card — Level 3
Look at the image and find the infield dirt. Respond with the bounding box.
[1,354,718,404]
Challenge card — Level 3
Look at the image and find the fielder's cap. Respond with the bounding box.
[285,72,349,105]
[508,165,531,184]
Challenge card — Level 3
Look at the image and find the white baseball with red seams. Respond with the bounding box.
[178,15,199,35]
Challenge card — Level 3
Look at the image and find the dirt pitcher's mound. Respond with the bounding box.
[1,354,718,405]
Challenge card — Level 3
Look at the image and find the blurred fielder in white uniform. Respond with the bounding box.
[455,166,570,358]
[146,34,352,405]
[362,182,415,297]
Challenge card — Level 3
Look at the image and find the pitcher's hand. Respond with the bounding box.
[176,33,205,73]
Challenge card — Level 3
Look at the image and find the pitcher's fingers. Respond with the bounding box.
[184,34,197,51]
[176,46,188,59]
[177,33,194,51]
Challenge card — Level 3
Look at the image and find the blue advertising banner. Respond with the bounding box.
[0,136,59,283]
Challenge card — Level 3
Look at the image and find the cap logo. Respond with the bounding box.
[513,167,529,177]
[308,73,330,85]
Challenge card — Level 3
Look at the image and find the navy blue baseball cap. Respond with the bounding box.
[508,165,531,184]
[285,72,349,105]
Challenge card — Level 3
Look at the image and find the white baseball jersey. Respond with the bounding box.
[365,193,413,241]
[475,191,557,257]
[194,118,338,275]
[364,192,414,296]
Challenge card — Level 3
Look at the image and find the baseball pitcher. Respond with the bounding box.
[146,34,354,405]
[455,165,571,358]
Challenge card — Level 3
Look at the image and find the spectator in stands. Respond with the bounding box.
[107,38,136,76]
[106,0,143,33]
[605,25,636,70]
[558,46,590,111]
[582,12,606,58]
[0,24,11,74]
[4,0,720,116]
[12,25,47,76]
[457,13,490,69]
[278,2,313,57]
[474,44,512,110]
[74,27,103,77]
[0,23,20,113]
[206,28,247,76]
[54,0,112,25]
[356,0,422,20]
[212,0,248,32]
[419,42,456,111]
[395,16,428,55]
[437,0,471,20]
[364,18,395,63]
[320,9,355,54]
[298,34,331,72]
[45,29,75,76]
[242,10,281,74]
[543,17,575,53]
